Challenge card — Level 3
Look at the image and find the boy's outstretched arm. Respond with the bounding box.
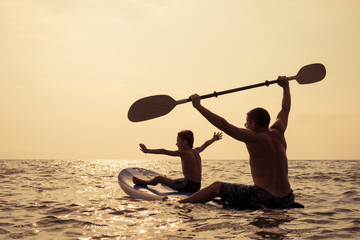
[195,132,223,153]
[139,143,181,156]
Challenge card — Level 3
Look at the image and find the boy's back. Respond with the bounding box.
[180,149,202,183]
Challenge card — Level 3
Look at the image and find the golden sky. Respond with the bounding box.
[1,0,359,160]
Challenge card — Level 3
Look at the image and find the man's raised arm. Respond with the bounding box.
[271,76,291,133]
[189,94,256,143]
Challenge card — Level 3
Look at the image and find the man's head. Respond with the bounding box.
[177,130,194,148]
[246,107,271,129]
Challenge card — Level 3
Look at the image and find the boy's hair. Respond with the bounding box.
[247,107,271,128]
[178,130,194,148]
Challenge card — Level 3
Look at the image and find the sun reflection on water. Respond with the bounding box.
[1,159,359,239]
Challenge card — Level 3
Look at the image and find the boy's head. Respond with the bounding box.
[177,130,194,148]
[247,107,271,129]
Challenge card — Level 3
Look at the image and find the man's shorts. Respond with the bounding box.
[219,183,294,209]
[173,179,201,193]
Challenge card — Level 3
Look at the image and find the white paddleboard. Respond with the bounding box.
[118,167,192,201]
[118,167,304,210]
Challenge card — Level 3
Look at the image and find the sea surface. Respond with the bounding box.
[0,159,359,240]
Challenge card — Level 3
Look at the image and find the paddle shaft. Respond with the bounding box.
[128,63,325,122]
[177,75,297,104]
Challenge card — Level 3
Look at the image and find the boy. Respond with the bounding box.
[133,130,222,193]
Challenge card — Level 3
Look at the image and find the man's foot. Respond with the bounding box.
[132,176,148,185]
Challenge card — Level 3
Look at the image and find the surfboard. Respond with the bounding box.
[118,167,193,201]
[118,167,304,210]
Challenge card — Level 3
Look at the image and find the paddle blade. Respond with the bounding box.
[296,63,326,84]
[128,95,177,122]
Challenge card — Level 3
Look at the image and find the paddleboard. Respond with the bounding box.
[118,167,193,201]
[118,167,304,210]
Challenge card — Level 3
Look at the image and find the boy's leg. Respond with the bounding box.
[154,175,176,188]
[132,176,155,185]
[133,175,176,187]
[179,181,222,203]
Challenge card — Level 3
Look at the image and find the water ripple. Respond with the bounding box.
[0,159,359,239]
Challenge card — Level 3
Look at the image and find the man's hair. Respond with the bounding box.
[247,107,271,128]
[178,130,194,148]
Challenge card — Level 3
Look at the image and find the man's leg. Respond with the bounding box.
[179,181,222,203]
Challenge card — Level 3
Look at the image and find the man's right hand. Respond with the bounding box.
[189,94,201,109]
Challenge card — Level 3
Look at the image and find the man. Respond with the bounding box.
[179,76,298,209]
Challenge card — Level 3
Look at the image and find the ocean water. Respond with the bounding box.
[0,159,359,240]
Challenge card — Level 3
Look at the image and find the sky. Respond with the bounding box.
[1,0,359,160]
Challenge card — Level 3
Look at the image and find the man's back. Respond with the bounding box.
[246,128,290,197]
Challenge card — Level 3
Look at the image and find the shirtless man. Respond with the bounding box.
[133,130,222,193]
[179,77,296,209]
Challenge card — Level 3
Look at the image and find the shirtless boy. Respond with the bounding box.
[133,130,223,193]
[180,77,297,209]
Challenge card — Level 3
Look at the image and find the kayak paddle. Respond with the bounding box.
[128,63,326,122]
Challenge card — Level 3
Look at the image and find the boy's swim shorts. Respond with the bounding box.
[173,179,201,193]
